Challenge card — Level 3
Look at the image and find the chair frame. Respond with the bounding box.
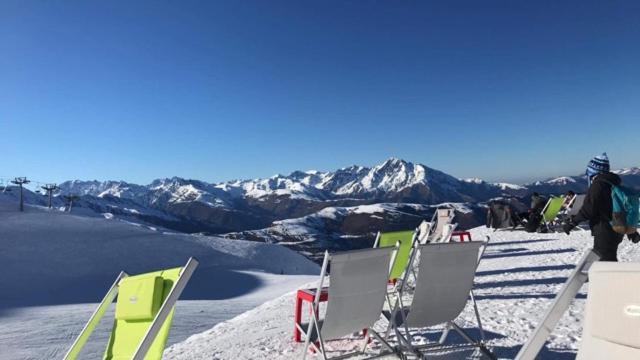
[63,257,199,360]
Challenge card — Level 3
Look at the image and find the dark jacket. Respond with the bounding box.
[573,172,621,228]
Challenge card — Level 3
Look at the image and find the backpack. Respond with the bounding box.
[610,185,640,234]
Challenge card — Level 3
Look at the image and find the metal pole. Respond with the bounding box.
[302,251,329,360]
[11,177,30,212]
[41,184,58,209]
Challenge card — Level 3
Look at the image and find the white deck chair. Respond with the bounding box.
[298,247,399,360]
[382,241,496,359]
[577,262,640,359]
[425,208,455,243]
[417,220,433,244]
[433,223,458,243]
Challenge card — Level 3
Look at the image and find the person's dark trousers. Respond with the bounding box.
[592,222,624,261]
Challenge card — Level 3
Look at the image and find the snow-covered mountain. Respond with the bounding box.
[17,159,640,238]
[52,158,508,234]
[526,167,640,194]
[58,158,496,204]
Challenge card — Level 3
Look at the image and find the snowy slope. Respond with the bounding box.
[0,197,319,359]
[165,227,640,359]
[0,199,318,306]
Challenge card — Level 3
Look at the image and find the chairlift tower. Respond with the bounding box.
[41,183,59,209]
[11,177,30,212]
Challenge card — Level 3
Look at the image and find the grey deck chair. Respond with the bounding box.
[298,247,399,360]
[566,194,586,217]
[577,262,640,359]
[382,241,496,359]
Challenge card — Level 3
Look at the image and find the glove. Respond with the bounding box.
[562,221,576,235]
[629,232,640,244]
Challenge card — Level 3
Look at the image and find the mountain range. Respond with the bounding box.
[5,158,639,259]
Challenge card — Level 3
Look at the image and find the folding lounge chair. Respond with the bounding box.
[432,223,458,243]
[421,208,455,243]
[577,262,640,359]
[298,247,398,360]
[64,257,199,360]
[383,241,496,359]
[373,230,417,282]
[565,194,586,217]
[540,197,565,231]
[515,251,640,360]
[417,221,433,244]
[559,194,588,232]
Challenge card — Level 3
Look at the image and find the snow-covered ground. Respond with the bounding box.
[0,198,318,360]
[4,194,640,360]
[0,273,315,359]
[165,227,640,359]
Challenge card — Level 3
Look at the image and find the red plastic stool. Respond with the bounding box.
[294,287,328,342]
[451,230,472,242]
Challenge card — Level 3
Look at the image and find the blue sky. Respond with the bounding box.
[1,1,639,186]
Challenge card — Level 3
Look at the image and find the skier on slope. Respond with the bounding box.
[563,153,640,261]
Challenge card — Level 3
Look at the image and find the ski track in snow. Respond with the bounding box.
[164,227,640,360]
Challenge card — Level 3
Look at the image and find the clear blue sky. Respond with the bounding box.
[1,1,639,186]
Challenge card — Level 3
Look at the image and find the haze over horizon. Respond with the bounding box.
[2,1,639,185]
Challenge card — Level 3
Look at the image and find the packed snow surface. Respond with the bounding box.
[165,227,640,359]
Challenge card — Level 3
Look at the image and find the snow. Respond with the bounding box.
[463,177,485,184]
[0,198,318,360]
[6,176,640,359]
[613,167,640,176]
[165,227,640,359]
[494,182,526,191]
[56,158,472,205]
[0,273,316,360]
[546,177,577,185]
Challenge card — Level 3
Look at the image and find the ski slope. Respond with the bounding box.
[0,198,319,359]
[165,227,640,359]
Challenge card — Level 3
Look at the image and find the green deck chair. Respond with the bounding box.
[64,257,199,360]
[541,197,566,229]
[373,230,416,281]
